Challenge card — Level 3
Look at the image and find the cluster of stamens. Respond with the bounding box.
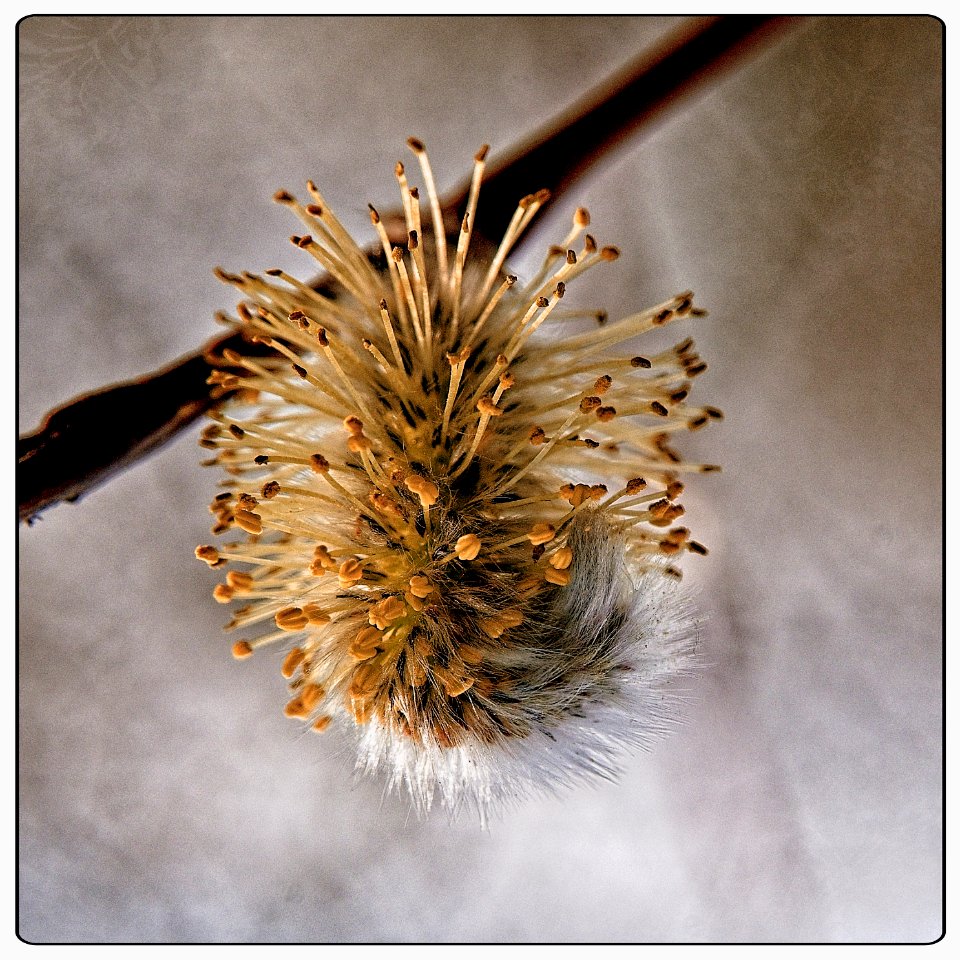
[196,139,720,798]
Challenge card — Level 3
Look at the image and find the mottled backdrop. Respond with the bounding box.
[18,15,942,943]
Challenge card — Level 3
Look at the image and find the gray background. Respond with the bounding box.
[18,15,942,943]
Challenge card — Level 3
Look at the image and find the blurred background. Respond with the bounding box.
[18,15,942,943]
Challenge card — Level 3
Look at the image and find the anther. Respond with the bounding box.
[544,567,571,586]
[651,401,669,417]
[409,575,434,598]
[195,545,220,566]
[234,510,262,535]
[528,523,556,546]
[276,607,309,631]
[232,640,254,659]
[455,534,482,561]
[338,558,364,587]
[261,480,280,499]
[281,647,306,678]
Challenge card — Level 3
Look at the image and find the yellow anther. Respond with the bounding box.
[281,647,306,679]
[231,640,254,660]
[213,584,234,604]
[276,607,309,631]
[550,547,573,570]
[409,575,434,598]
[405,474,439,507]
[234,509,263,535]
[338,558,363,587]
[528,523,556,546]
[455,534,482,561]
[545,567,572,586]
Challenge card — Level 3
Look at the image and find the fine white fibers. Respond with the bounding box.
[353,514,700,820]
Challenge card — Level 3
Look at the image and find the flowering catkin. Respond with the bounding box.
[196,139,720,817]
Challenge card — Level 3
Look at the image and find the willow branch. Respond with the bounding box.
[18,14,794,523]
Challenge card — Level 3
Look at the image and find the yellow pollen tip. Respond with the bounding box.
[455,534,482,561]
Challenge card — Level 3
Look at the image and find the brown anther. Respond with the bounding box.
[407,136,425,152]
[528,523,556,546]
[261,480,280,499]
[408,230,419,249]
[691,417,710,430]
[231,640,254,660]
[579,396,601,414]
[293,364,307,379]
[626,477,647,495]
[272,189,294,204]
[477,396,503,417]
[305,203,323,216]
[529,426,547,446]
[631,356,652,368]
[281,647,306,679]
[316,328,329,348]
[594,375,612,395]
[391,247,404,263]
[234,510,262,535]
[651,401,669,417]
[237,493,258,510]
[584,235,597,254]
[312,716,332,733]
[688,541,709,555]
[310,453,330,474]
[654,308,674,325]
[499,372,516,390]
[600,246,620,261]
[555,282,566,298]
[566,249,577,265]
[550,547,573,570]
[666,481,685,500]
[531,543,545,561]
[670,389,689,404]
[213,584,234,604]
[701,464,722,473]
[596,406,617,422]
[686,363,708,377]
[544,567,571,586]
[409,575,433,599]
[195,545,220,566]
[574,206,590,227]
[338,558,363,587]
[254,455,269,465]
[455,534,482,561]
[705,406,724,420]
[589,484,607,500]
[296,235,313,249]
[227,424,244,440]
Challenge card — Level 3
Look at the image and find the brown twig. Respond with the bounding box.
[18,15,792,523]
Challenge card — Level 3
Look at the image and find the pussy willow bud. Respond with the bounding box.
[199,140,720,819]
